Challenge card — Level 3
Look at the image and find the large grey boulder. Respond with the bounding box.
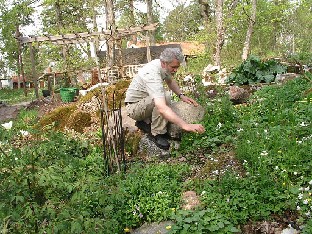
[168,101,206,139]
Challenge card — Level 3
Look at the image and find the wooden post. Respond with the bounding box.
[146,33,151,62]
[116,38,123,78]
[47,75,52,92]
[94,36,102,83]
[29,43,39,98]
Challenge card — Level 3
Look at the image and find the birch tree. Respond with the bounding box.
[241,0,257,60]
[146,0,155,45]
[214,0,224,66]
[104,0,116,67]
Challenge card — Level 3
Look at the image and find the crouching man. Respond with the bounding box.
[125,48,205,150]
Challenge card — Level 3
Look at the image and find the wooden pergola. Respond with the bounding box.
[15,23,158,98]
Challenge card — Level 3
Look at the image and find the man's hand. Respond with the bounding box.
[154,97,205,134]
[180,95,199,107]
[181,123,205,133]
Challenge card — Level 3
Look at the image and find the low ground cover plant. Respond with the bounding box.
[0,73,311,233]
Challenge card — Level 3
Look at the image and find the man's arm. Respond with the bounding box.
[154,97,205,133]
[165,78,199,106]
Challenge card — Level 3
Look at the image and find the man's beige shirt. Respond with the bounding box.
[125,59,171,103]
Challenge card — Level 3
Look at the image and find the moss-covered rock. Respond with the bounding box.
[37,104,77,131]
[66,110,92,133]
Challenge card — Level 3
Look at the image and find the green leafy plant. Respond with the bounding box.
[169,209,240,234]
[226,55,286,85]
[179,95,237,153]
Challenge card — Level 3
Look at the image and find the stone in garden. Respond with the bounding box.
[132,221,174,234]
[181,191,201,210]
[167,101,205,140]
[202,64,228,85]
[228,85,250,104]
[138,134,172,159]
[281,226,300,234]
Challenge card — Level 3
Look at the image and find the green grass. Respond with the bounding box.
[0,88,37,105]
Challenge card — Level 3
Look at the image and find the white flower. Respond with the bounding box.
[305,212,311,216]
[300,122,309,127]
[298,193,303,199]
[294,172,298,175]
[264,129,268,133]
[1,121,12,130]
[308,180,312,185]
[15,157,18,161]
[216,122,222,130]
[297,206,301,210]
[212,170,219,175]
[303,199,309,205]
[183,75,193,82]
[260,151,268,156]
[305,187,310,191]
[20,130,29,136]
[237,128,244,132]
[201,191,206,195]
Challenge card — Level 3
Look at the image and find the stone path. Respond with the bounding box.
[0,101,32,123]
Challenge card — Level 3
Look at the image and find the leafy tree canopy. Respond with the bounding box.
[162,3,202,41]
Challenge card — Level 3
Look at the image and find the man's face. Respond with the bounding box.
[162,59,180,76]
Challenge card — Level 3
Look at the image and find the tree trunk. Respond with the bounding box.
[129,0,135,26]
[198,0,212,22]
[105,0,116,67]
[146,0,155,45]
[242,0,257,60]
[214,0,224,67]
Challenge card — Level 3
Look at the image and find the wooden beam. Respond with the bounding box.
[16,23,159,45]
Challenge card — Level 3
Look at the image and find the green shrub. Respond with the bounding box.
[226,55,286,85]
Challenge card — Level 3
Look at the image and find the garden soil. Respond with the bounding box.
[0,97,64,123]
[0,102,30,123]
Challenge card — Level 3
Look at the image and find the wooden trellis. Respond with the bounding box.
[15,23,158,98]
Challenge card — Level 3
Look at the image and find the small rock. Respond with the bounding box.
[131,221,174,234]
[138,134,170,159]
[281,227,300,234]
[181,191,201,210]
